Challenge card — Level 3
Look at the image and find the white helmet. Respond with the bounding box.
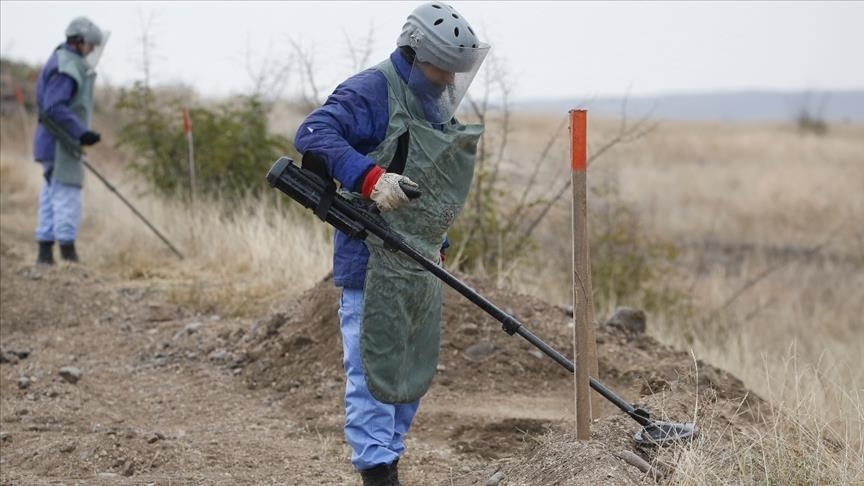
[397,2,490,123]
[397,2,486,73]
[65,17,104,46]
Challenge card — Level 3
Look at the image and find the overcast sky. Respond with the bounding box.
[2,1,863,102]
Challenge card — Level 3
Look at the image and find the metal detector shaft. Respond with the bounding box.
[38,113,184,259]
[267,157,652,428]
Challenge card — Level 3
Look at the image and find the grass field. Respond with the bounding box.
[2,108,862,483]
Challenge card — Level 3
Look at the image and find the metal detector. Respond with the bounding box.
[267,157,697,446]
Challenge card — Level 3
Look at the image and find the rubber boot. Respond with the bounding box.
[359,464,393,486]
[36,241,55,265]
[59,242,79,263]
[389,459,401,486]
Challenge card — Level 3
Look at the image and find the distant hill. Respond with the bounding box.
[515,90,864,123]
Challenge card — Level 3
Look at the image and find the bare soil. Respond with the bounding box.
[1,233,765,485]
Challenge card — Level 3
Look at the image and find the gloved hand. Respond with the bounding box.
[79,130,101,146]
[369,173,420,213]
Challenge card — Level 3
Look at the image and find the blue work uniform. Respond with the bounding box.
[32,43,90,244]
[295,49,434,471]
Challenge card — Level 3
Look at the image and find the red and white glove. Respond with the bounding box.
[361,166,419,213]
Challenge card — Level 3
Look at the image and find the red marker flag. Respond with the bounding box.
[182,107,191,135]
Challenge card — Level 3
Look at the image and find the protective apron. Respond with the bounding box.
[358,59,482,403]
[52,48,95,187]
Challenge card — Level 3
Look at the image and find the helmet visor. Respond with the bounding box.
[85,30,110,69]
[407,43,490,124]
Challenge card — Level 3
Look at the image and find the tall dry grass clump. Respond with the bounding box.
[663,351,864,485]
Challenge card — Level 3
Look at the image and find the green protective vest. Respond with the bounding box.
[358,58,483,403]
[53,49,95,186]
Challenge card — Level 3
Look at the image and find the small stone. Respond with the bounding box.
[123,461,136,477]
[208,350,236,364]
[59,443,76,453]
[173,321,202,340]
[460,323,480,336]
[96,472,120,478]
[0,431,9,442]
[8,349,30,359]
[147,432,164,444]
[185,352,198,360]
[605,307,647,335]
[436,364,446,372]
[59,366,82,384]
[17,376,31,389]
[485,471,505,486]
[528,349,544,360]
[463,342,496,362]
[0,351,18,364]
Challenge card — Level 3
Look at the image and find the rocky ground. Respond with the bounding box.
[1,234,765,485]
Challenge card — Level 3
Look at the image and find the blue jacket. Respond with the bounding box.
[295,49,449,288]
[33,43,88,164]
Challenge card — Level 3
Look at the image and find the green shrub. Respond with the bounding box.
[589,181,689,315]
[115,82,297,201]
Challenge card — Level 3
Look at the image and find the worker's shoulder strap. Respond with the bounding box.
[387,129,410,175]
[301,152,337,221]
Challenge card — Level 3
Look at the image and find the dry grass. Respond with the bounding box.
[485,114,864,482]
[0,114,331,317]
[660,350,864,485]
[3,106,862,482]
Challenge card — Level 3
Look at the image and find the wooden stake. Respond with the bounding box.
[570,109,599,440]
[182,107,197,207]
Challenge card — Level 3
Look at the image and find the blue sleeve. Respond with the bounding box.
[294,68,389,192]
[42,73,87,139]
[441,235,450,253]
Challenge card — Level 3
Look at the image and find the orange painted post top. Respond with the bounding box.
[14,87,25,106]
[182,107,191,135]
[569,109,587,172]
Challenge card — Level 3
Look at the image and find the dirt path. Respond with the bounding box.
[0,235,581,485]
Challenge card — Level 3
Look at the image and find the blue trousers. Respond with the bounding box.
[34,163,82,244]
[339,288,420,471]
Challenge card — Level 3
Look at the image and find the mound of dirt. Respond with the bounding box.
[241,275,759,409]
[227,275,772,484]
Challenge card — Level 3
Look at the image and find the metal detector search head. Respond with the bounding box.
[634,420,699,447]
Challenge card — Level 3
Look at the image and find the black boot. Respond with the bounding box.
[59,242,79,262]
[36,241,55,265]
[360,464,393,486]
[389,459,401,486]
